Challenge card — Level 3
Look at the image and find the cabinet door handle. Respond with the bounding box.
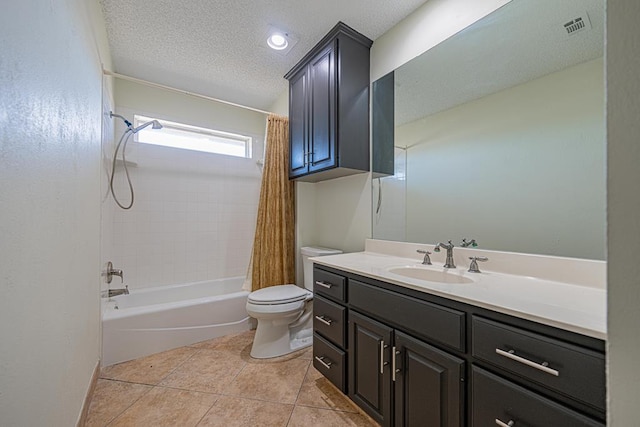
[496,348,559,377]
[315,281,332,289]
[392,346,401,381]
[379,341,389,374]
[314,315,333,326]
[315,356,332,370]
[495,419,515,427]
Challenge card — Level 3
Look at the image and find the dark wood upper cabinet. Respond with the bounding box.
[284,22,372,182]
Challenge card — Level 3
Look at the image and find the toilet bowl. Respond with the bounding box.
[246,246,341,359]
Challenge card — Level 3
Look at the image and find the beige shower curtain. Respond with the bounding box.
[247,114,295,292]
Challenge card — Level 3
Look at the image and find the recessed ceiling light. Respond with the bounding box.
[267,32,289,50]
[263,25,297,55]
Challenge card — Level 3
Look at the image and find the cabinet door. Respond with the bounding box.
[394,331,465,427]
[289,67,308,178]
[308,42,337,173]
[349,310,393,427]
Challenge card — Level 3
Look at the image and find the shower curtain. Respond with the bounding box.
[245,114,295,292]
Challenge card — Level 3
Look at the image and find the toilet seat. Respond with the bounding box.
[248,284,312,305]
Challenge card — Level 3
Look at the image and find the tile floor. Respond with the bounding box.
[86,330,379,426]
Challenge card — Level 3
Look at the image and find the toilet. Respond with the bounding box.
[246,246,342,359]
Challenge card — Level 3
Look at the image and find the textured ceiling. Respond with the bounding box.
[100,0,428,111]
[395,0,604,126]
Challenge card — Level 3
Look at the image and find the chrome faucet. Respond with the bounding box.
[434,240,456,268]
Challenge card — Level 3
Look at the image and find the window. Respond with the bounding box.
[133,115,252,158]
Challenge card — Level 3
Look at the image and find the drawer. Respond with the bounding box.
[472,316,605,411]
[313,268,346,302]
[472,366,603,427]
[313,332,346,392]
[349,279,465,352]
[313,295,346,348]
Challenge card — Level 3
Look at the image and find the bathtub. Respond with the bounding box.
[102,276,251,366]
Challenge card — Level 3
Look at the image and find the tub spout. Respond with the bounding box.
[102,286,129,298]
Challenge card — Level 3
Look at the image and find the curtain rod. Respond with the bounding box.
[103,69,274,116]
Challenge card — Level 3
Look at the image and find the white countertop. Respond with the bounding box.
[311,251,607,340]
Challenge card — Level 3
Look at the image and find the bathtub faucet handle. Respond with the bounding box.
[103,261,124,284]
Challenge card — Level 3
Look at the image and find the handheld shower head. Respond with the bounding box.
[132,120,163,133]
[109,111,163,133]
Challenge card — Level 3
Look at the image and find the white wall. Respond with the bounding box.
[108,80,265,288]
[315,173,373,253]
[269,90,289,116]
[400,58,605,259]
[0,0,108,424]
[607,0,640,424]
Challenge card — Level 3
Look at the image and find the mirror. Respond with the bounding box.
[372,0,605,260]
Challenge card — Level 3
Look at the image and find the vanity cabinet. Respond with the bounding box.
[311,265,606,427]
[284,22,372,182]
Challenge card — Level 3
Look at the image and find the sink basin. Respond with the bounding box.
[388,267,474,284]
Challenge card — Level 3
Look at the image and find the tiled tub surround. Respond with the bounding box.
[86,330,378,426]
[108,141,262,289]
[311,239,606,339]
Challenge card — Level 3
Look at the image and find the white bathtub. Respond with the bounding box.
[102,277,251,366]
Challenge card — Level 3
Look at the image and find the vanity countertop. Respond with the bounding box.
[311,251,607,340]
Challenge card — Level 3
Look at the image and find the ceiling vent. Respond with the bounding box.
[563,13,591,36]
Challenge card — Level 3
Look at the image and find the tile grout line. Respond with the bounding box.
[193,393,222,427]
[102,381,154,427]
[155,347,202,384]
[286,358,312,426]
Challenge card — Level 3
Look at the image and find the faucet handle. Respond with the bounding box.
[468,256,488,273]
[416,249,432,265]
[461,238,478,248]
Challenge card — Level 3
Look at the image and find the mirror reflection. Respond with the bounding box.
[372,0,605,260]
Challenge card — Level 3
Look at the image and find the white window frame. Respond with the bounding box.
[133,115,252,158]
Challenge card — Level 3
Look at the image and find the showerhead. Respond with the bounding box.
[109,111,163,133]
[132,120,163,133]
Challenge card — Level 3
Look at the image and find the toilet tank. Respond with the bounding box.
[301,246,342,291]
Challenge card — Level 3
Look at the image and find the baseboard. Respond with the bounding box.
[76,360,100,427]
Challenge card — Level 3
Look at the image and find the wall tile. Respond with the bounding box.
[109,144,261,289]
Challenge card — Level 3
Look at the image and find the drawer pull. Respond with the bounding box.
[315,281,333,289]
[314,315,333,326]
[496,348,560,377]
[495,419,515,427]
[315,355,332,370]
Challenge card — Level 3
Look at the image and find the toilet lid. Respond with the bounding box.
[248,285,311,305]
